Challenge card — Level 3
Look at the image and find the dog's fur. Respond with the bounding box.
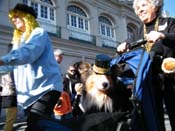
[73,61,132,114]
[78,71,132,114]
[81,72,114,113]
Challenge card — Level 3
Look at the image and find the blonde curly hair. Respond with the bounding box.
[8,9,39,44]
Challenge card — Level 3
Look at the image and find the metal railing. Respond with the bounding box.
[39,22,120,48]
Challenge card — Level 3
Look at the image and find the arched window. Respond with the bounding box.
[99,16,114,39]
[127,26,135,41]
[67,5,89,32]
[23,0,55,24]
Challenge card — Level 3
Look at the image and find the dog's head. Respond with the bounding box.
[85,54,113,93]
[85,72,114,94]
[83,71,114,112]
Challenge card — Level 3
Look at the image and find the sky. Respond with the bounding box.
[163,0,175,17]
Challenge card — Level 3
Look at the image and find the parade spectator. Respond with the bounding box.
[117,0,175,130]
[54,48,64,64]
[0,86,2,115]
[63,65,81,104]
[54,48,64,77]
[1,73,17,131]
[0,3,63,131]
[0,44,17,131]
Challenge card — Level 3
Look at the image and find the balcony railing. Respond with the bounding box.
[39,20,61,38]
[39,22,120,48]
[69,29,96,44]
[101,38,120,48]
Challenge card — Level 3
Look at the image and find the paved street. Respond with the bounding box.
[0,113,171,131]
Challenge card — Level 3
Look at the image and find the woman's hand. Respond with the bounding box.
[116,42,130,53]
[146,31,165,43]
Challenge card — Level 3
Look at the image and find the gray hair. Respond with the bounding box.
[54,48,64,56]
[133,0,164,16]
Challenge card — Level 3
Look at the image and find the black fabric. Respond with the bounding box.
[95,54,111,68]
[0,96,2,115]
[63,73,81,104]
[1,95,17,108]
[149,17,175,57]
[148,17,175,131]
[118,17,175,131]
[12,3,37,18]
[30,90,61,116]
[25,90,61,131]
[61,111,128,131]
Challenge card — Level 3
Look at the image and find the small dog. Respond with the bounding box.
[80,72,114,113]
[75,54,132,114]
[79,73,132,114]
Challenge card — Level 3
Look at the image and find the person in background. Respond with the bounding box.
[54,48,64,77]
[117,0,175,130]
[0,43,17,131]
[54,48,64,64]
[63,65,82,117]
[63,65,81,104]
[0,86,2,115]
[1,73,17,131]
[0,3,63,131]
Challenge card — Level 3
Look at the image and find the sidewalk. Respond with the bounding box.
[0,114,171,131]
[0,121,27,131]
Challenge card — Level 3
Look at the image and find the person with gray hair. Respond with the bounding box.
[54,48,64,64]
[117,0,175,130]
[133,0,163,16]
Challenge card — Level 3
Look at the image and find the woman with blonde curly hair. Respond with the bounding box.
[0,3,63,131]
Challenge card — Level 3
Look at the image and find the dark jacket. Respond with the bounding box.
[63,73,81,102]
[148,17,175,57]
[126,17,175,57]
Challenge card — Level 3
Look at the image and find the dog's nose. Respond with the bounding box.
[102,82,109,88]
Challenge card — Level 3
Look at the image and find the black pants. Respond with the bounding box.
[153,75,175,131]
[163,77,175,131]
[0,96,2,116]
[25,90,61,131]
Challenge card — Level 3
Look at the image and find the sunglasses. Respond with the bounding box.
[70,70,76,72]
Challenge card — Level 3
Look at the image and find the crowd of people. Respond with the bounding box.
[0,0,175,130]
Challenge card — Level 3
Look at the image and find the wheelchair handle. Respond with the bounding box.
[129,38,147,49]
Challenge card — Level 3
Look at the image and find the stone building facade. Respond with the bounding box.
[0,0,142,75]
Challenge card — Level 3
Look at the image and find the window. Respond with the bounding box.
[40,0,53,5]
[23,0,28,4]
[23,0,55,23]
[67,5,89,32]
[50,8,54,21]
[41,5,48,19]
[31,2,38,17]
[127,26,135,41]
[99,16,114,39]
